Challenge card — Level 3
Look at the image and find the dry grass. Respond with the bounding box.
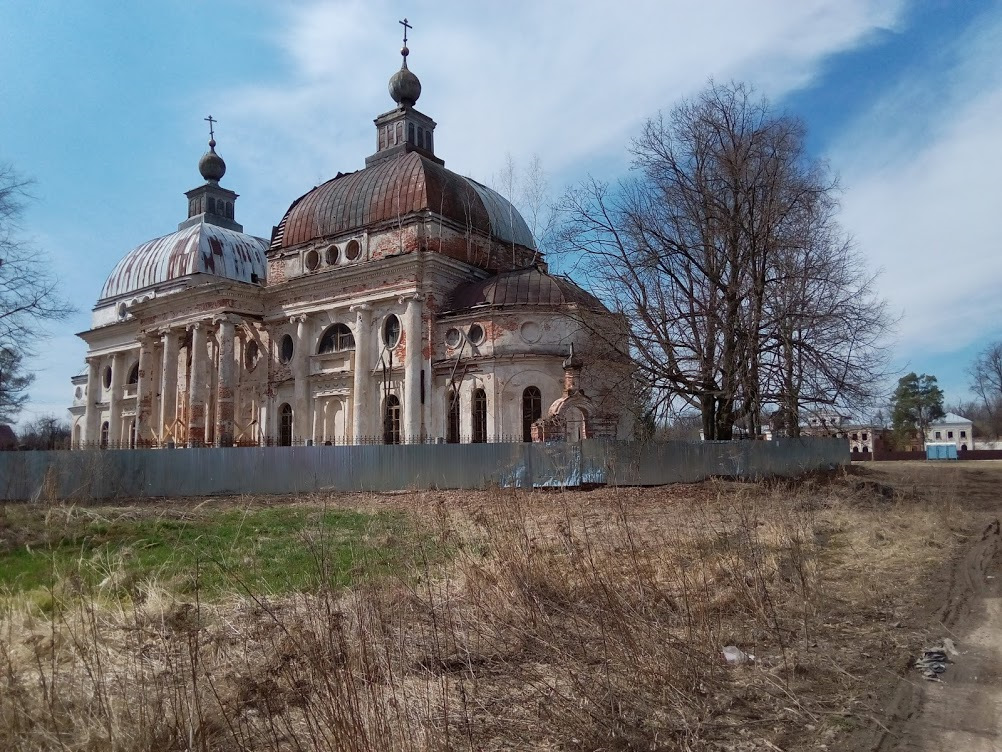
[0,463,993,751]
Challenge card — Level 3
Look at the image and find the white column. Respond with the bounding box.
[187,322,208,447]
[135,335,157,446]
[108,351,126,447]
[402,294,423,443]
[214,317,236,447]
[351,304,372,443]
[159,329,180,446]
[291,315,310,443]
[84,357,101,446]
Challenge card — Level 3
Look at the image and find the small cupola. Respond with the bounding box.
[366,19,444,167]
[179,116,244,232]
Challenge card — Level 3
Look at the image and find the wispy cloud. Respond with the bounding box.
[834,5,1002,358]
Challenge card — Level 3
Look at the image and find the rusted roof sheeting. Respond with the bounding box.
[445,266,606,312]
[278,151,536,250]
[100,223,268,300]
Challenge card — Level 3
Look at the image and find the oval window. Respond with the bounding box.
[468,323,485,346]
[304,249,320,271]
[345,239,361,261]
[325,245,339,265]
[74,386,83,399]
[279,334,295,364]
[384,314,401,347]
[103,366,112,388]
[245,340,260,370]
[445,327,462,348]
[117,302,128,319]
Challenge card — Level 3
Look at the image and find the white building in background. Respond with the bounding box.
[68,41,635,448]
[925,413,974,451]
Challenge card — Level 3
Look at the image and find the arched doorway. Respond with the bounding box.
[279,403,293,446]
[472,388,487,443]
[522,386,542,442]
[447,391,460,444]
[384,395,401,444]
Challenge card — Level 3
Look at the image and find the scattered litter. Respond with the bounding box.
[915,640,957,680]
[722,646,755,665]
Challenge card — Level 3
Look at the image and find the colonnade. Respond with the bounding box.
[81,314,259,448]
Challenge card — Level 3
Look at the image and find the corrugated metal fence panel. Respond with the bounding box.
[0,439,848,500]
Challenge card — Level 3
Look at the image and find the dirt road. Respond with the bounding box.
[866,517,1002,750]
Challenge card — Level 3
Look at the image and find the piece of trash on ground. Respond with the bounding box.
[915,640,957,680]
[722,646,755,665]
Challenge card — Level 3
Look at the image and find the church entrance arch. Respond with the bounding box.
[279,403,293,446]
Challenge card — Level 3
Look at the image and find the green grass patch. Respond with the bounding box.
[0,502,437,599]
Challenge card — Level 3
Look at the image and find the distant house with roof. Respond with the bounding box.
[925,412,974,451]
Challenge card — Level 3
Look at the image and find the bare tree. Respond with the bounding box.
[17,413,71,450]
[557,81,891,438]
[967,342,1002,438]
[0,164,73,422]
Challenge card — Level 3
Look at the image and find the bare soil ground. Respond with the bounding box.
[1,461,1000,751]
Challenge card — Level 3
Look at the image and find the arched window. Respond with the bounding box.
[279,403,293,446]
[384,315,401,348]
[318,323,355,354]
[447,391,460,444]
[100,421,110,449]
[127,362,139,385]
[129,419,137,449]
[384,395,401,445]
[522,386,542,442]
[472,388,487,444]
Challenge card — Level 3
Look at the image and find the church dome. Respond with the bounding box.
[388,50,421,106]
[272,150,536,252]
[445,265,606,312]
[198,139,226,182]
[100,222,267,301]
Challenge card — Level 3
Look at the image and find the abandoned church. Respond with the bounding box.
[68,38,635,448]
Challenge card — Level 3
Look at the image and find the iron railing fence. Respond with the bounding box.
[0,438,848,501]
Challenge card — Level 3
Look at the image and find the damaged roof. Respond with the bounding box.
[100,221,268,301]
[273,150,536,252]
[445,265,606,312]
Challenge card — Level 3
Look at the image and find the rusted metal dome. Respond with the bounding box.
[100,222,267,301]
[272,150,536,251]
[445,265,606,312]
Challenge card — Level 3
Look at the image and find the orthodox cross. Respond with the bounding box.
[399,17,412,45]
[204,115,217,141]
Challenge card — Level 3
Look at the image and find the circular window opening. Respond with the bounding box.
[279,334,295,364]
[245,340,260,370]
[304,249,321,271]
[325,244,339,265]
[520,321,541,344]
[74,386,83,400]
[103,366,112,388]
[117,302,128,319]
[445,327,462,348]
[384,314,401,347]
[468,323,485,346]
[345,239,361,261]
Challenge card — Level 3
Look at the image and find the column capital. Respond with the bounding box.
[398,293,424,305]
[349,303,372,313]
[289,313,309,325]
[213,313,242,327]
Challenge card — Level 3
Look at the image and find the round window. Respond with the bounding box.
[117,302,128,319]
[520,320,541,344]
[445,327,462,348]
[279,334,295,364]
[304,249,320,271]
[325,244,339,265]
[74,386,83,400]
[245,340,260,370]
[384,314,401,347]
[345,239,361,261]
[468,323,485,346]
[103,366,112,388]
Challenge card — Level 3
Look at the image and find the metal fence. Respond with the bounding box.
[0,438,847,501]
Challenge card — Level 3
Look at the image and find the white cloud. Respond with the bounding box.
[834,6,1002,358]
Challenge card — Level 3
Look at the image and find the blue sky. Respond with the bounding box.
[3,0,1001,426]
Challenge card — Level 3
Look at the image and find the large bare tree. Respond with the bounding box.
[0,163,72,420]
[557,82,890,438]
